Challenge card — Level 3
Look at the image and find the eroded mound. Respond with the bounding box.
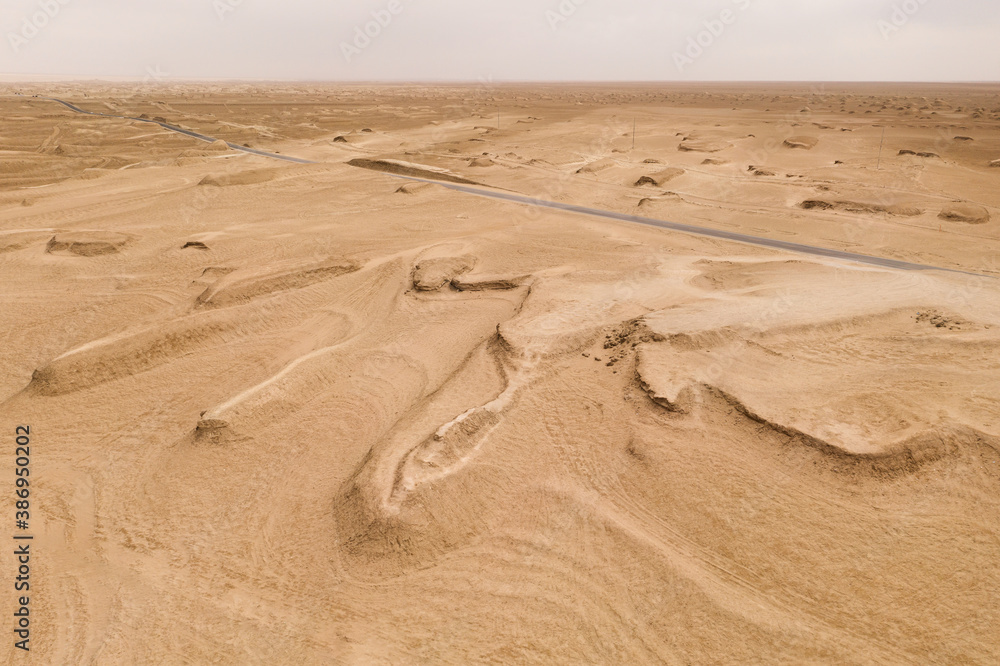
[412,256,476,291]
[635,345,687,411]
[395,182,433,195]
[452,274,530,291]
[576,158,616,174]
[709,387,986,476]
[199,169,277,187]
[29,308,255,396]
[347,158,481,185]
[898,150,939,158]
[690,259,828,291]
[800,199,922,216]
[198,258,361,306]
[638,302,999,477]
[783,136,818,149]
[634,168,684,187]
[678,139,732,153]
[46,231,132,256]
[0,231,53,253]
[637,191,681,207]
[939,203,990,224]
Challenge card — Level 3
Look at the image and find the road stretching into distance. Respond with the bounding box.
[36,95,314,164]
[19,95,995,278]
[401,177,992,275]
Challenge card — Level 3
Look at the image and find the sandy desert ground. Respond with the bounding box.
[1,82,999,664]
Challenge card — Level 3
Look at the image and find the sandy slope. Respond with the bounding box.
[1,82,999,664]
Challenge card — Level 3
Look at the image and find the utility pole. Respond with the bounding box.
[876,126,886,170]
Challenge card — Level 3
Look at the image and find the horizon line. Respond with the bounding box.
[2,76,999,86]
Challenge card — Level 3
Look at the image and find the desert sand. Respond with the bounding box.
[1,81,999,664]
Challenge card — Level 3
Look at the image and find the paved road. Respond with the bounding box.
[38,96,315,164]
[396,176,988,275]
[33,95,993,278]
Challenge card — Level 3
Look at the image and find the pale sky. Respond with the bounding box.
[2,0,998,81]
